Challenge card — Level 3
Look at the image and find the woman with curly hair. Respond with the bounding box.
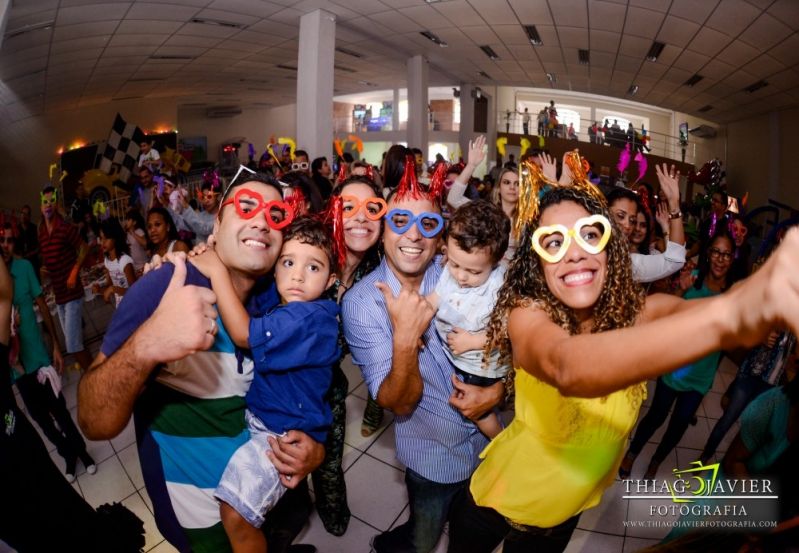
[446,160,799,553]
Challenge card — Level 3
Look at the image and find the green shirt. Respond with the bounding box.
[740,386,791,474]
[9,258,51,378]
[662,277,722,394]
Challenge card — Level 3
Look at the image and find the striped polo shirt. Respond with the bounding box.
[101,263,277,553]
[342,257,487,484]
[38,214,83,304]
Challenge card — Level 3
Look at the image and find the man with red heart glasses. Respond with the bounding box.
[342,185,503,553]
[78,167,323,553]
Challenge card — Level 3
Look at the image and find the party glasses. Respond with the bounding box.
[41,196,57,207]
[531,215,611,263]
[291,161,310,171]
[708,247,733,262]
[342,195,387,220]
[385,209,444,239]
[221,188,295,230]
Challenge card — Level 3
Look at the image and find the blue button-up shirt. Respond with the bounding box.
[342,256,487,484]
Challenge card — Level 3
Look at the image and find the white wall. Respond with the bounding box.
[177,104,297,164]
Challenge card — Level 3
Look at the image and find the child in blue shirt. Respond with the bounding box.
[198,216,340,552]
[426,200,511,438]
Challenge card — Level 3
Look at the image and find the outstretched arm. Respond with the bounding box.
[447,136,486,210]
[511,229,799,397]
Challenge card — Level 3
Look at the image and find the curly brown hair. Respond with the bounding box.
[484,186,645,374]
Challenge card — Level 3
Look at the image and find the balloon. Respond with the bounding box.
[520,137,531,157]
[49,163,57,179]
[347,134,363,154]
[496,137,507,157]
[334,139,344,158]
[277,137,296,160]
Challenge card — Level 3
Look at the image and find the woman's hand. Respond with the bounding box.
[655,163,680,211]
[678,265,696,292]
[655,201,670,234]
[539,153,557,182]
[466,135,486,168]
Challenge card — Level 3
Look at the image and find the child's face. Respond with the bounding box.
[445,236,494,288]
[275,239,336,303]
[99,231,114,255]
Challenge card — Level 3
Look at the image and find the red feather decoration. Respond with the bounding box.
[285,188,307,217]
[395,154,421,201]
[325,195,347,271]
[427,162,448,203]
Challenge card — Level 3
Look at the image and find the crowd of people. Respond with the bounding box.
[1,135,798,553]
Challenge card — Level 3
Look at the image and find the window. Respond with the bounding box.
[603,115,632,130]
[557,108,580,133]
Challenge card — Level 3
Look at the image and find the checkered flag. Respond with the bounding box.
[97,113,145,183]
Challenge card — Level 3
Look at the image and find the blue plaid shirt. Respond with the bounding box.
[342,256,487,484]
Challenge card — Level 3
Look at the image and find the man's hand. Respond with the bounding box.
[448,374,503,421]
[66,266,79,289]
[266,430,325,488]
[136,255,218,365]
[375,282,435,346]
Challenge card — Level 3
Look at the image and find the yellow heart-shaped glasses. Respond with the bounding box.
[531,214,612,263]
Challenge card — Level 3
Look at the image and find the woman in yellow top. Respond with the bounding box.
[446,160,799,553]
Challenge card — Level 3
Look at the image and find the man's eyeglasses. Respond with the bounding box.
[221,188,294,230]
[708,247,733,262]
[384,209,444,239]
[291,161,310,172]
[342,196,387,221]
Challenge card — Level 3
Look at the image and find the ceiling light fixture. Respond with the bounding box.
[420,30,447,47]
[646,41,665,62]
[190,17,245,29]
[743,80,768,93]
[684,74,704,87]
[478,70,492,79]
[335,46,364,59]
[578,49,590,65]
[627,84,639,95]
[480,45,499,60]
[276,64,298,71]
[150,55,195,60]
[334,64,356,73]
[524,25,543,46]
[4,20,55,39]
[698,105,713,112]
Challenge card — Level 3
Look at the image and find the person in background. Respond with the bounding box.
[94,218,136,308]
[311,156,333,201]
[38,186,92,371]
[138,139,161,171]
[17,204,40,278]
[522,107,531,135]
[2,224,96,483]
[123,209,148,274]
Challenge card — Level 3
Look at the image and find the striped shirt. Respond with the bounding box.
[38,214,84,304]
[101,263,274,553]
[342,256,487,484]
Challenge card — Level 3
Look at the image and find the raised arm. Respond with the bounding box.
[655,163,685,246]
[447,136,486,210]
[78,257,217,438]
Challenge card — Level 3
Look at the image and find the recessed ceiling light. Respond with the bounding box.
[646,41,665,62]
[578,49,590,65]
[190,18,245,29]
[334,65,356,73]
[628,84,639,95]
[335,47,364,59]
[743,80,768,93]
[478,71,492,80]
[420,31,447,47]
[524,25,543,46]
[480,45,499,60]
[684,74,704,87]
[698,105,713,112]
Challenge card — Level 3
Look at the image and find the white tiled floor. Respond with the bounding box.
[4,299,743,553]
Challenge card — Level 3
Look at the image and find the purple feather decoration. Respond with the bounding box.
[248,143,255,160]
[617,144,631,174]
[708,212,718,238]
[634,150,647,184]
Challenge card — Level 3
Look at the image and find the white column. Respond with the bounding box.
[296,10,335,160]
[406,55,428,151]
[392,88,400,132]
[458,84,475,157]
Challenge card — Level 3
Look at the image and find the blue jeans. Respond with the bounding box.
[56,297,84,354]
[628,378,704,464]
[372,468,467,553]
[701,374,773,460]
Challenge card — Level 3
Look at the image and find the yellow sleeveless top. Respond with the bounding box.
[470,369,646,527]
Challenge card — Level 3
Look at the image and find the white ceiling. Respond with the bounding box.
[1,0,798,125]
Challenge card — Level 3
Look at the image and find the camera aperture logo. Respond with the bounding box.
[622,461,780,530]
